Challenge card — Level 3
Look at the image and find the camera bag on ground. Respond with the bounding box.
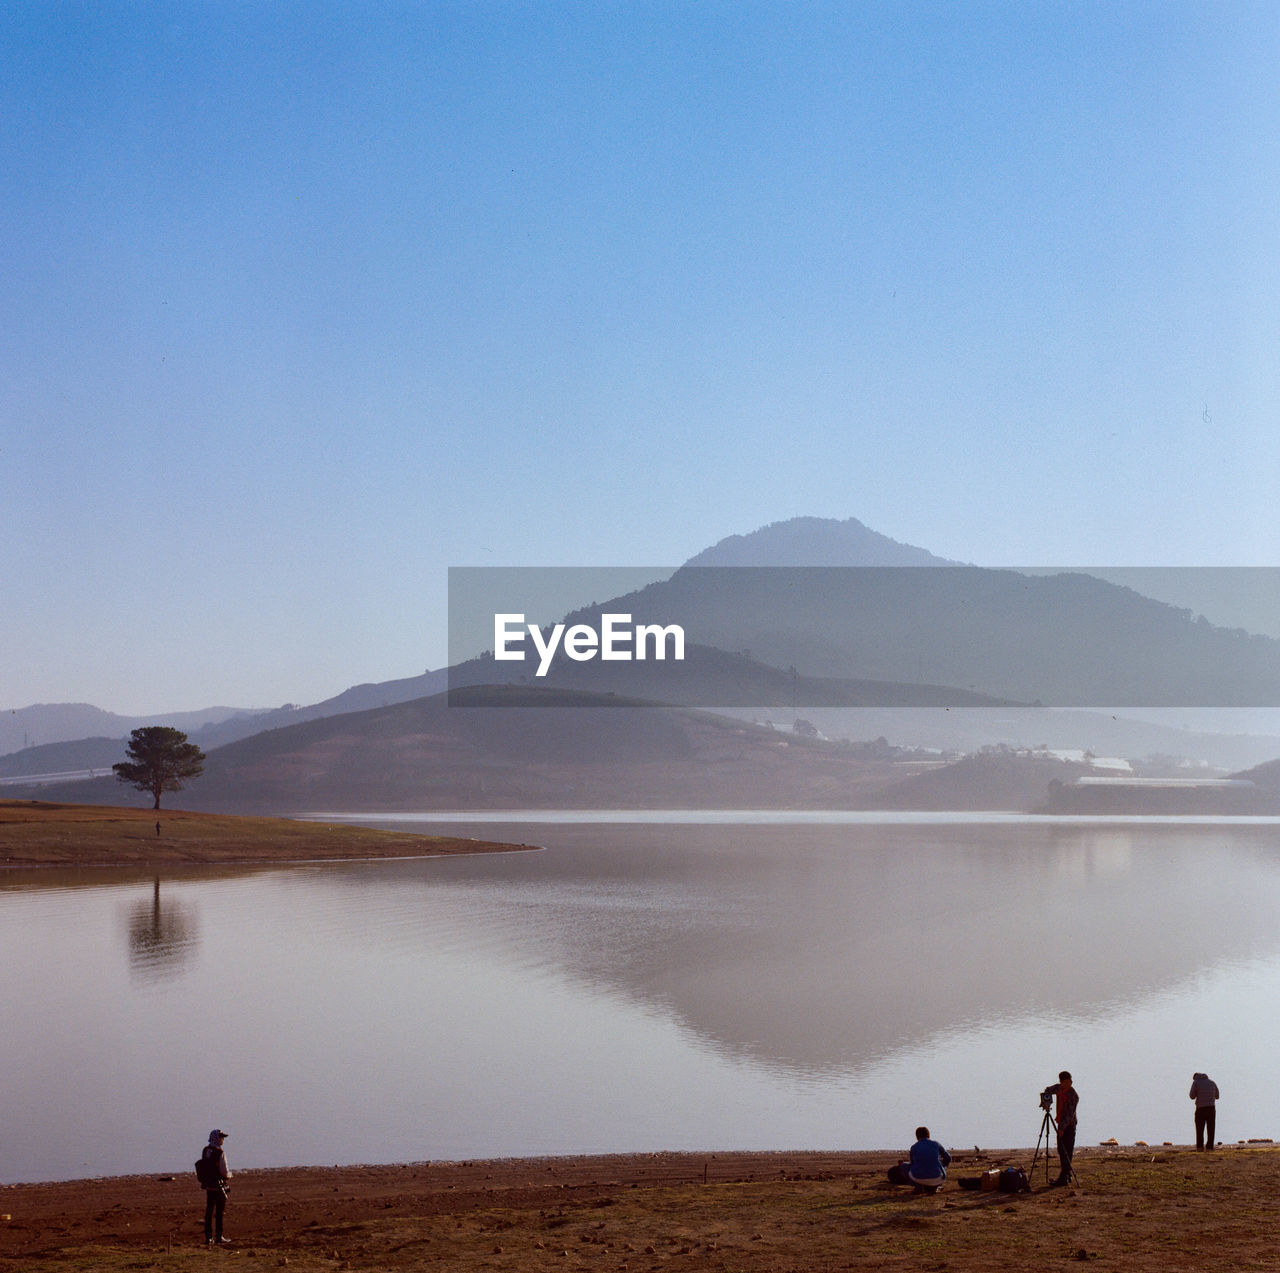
[999,1166,1030,1193]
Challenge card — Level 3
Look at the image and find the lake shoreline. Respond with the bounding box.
[3,1145,1279,1271]
[0,799,535,867]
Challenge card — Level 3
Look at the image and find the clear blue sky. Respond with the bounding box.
[4,1,1279,713]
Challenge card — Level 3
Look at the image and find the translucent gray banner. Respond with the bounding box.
[447,566,1280,707]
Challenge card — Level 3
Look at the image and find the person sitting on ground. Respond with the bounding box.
[887,1126,952,1192]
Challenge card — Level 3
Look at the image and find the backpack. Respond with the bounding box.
[195,1149,221,1189]
[998,1166,1030,1193]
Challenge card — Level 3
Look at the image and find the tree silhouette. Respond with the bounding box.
[112,726,206,809]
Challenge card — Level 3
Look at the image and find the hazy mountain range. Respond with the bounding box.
[8,515,1280,812]
[0,702,265,758]
[8,687,911,813]
[20,681,1280,815]
[0,516,969,760]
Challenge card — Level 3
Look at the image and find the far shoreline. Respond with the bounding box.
[0,798,535,868]
[11,1137,1271,1190]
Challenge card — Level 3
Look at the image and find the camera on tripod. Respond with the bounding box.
[1039,1086,1055,1112]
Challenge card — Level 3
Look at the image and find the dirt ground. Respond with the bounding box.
[3,1144,1279,1272]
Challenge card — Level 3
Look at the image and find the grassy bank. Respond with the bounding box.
[0,799,532,866]
[2,1146,1278,1271]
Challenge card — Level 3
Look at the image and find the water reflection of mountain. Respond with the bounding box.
[322,821,1280,1075]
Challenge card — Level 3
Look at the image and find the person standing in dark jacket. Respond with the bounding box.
[200,1129,231,1245]
[1189,1073,1220,1150]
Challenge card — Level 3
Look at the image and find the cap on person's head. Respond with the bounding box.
[209,1129,228,1143]
[1059,1071,1072,1083]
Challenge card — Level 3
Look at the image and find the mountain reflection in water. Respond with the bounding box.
[316,820,1280,1075]
[4,817,1280,1182]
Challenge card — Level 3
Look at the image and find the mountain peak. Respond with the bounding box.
[683,516,958,568]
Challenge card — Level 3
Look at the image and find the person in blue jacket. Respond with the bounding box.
[888,1126,952,1192]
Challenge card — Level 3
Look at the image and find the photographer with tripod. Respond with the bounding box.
[1040,1071,1079,1186]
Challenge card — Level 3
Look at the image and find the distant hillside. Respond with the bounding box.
[864,751,1094,811]
[16,688,933,814]
[0,702,266,758]
[24,687,1275,816]
[0,676,453,767]
[446,641,1014,708]
[1233,756,1280,789]
[23,515,1280,794]
[191,669,449,749]
[726,705,1280,772]
[0,736,125,780]
[549,566,1280,708]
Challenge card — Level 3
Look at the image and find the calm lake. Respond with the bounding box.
[4,813,1280,1184]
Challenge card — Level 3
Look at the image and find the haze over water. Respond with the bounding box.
[4,815,1280,1183]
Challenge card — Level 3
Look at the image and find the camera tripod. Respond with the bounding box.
[1029,1104,1078,1187]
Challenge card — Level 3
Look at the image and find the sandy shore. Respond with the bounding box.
[4,1145,1280,1271]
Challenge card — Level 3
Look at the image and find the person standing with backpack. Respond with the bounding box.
[198,1129,232,1246]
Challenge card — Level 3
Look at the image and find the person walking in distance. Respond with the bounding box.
[199,1129,232,1245]
[1189,1073,1220,1151]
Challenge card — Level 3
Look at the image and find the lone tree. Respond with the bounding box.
[113,726,206,810]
